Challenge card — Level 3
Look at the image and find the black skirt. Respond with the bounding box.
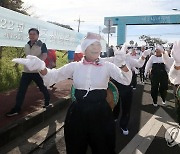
[64,89,116,154]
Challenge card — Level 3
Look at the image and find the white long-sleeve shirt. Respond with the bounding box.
[162,52,180,85]
[126,55,145,70]
[130,54,140,74]
[162,52,174,70]
[145,55,169,75]
[42,58,132,90]
[102,54,145,70]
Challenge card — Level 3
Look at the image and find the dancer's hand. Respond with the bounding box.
[142,49,151,58]
[114,43,127,67]
[12,55,46,71]
[171,41,180,66]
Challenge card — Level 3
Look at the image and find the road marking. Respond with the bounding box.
[119,107,179,154]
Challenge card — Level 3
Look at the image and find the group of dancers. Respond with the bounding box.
[8,28,180,154]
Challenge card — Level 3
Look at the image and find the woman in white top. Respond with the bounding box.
[102,46,151,135]
[145,45,169,107]
[162,41,180,125]
[12,32,132,154]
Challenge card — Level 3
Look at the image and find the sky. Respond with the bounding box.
[22,0,180,46]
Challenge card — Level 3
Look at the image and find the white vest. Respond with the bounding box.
[24,41,42,73]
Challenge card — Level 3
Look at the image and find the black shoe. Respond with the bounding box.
[43,103,53,108]
[6,108,19,117]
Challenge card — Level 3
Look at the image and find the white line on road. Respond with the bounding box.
[119,107,179,154]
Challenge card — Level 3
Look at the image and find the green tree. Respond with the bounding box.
[0,0,29,15]
[139,35,167,46]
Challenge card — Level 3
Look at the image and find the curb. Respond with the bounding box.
[0,96,71,148]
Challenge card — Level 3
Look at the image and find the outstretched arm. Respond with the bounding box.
[12,55,75,87]
[107,62,132,85]
[162,51,174,70]
[168,41,180,84]
[144,56,153,76]
[40,63,75,87]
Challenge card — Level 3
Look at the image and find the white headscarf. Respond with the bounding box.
[81,32,101,52]
[81,39,100,52]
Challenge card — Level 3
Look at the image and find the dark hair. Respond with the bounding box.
[28,28,39,35]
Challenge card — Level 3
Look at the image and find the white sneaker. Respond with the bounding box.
[162,101,166,105]
[43,103,53,108]
[133,87,136,90]
[152,102,158,107]
[121,128,129,135]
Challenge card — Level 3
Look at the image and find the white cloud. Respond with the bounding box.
[22,0,180,45]
[23,0,179,22]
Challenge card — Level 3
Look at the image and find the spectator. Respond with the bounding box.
[108,45,114,57]
[6,28,50,117]
[45,49,56,69]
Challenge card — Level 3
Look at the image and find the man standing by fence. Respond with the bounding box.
[6,28,50,116]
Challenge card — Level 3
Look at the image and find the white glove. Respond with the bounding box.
[114,43,128,55]
[155,44,164,53]
[114,44,127,67]
[142,49,151,58]
[120,43,128,53]
[171,41,180,66]
[12,55,46,71]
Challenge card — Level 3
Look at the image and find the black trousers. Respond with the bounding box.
[14,72,50,112]
[173,85,180,125]
[131,71,137,88]
[150,72,168,103]
[139,67,145,82]
[64,90,116,154]
[112,80,133,129]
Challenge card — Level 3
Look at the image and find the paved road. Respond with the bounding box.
[2,78,179,154]
[0,79,73,128]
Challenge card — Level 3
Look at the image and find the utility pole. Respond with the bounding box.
[74,17,85,32]
[99,26,101,35]
[102,19,115,47]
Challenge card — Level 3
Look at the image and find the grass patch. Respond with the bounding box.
[0,47,68,92]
